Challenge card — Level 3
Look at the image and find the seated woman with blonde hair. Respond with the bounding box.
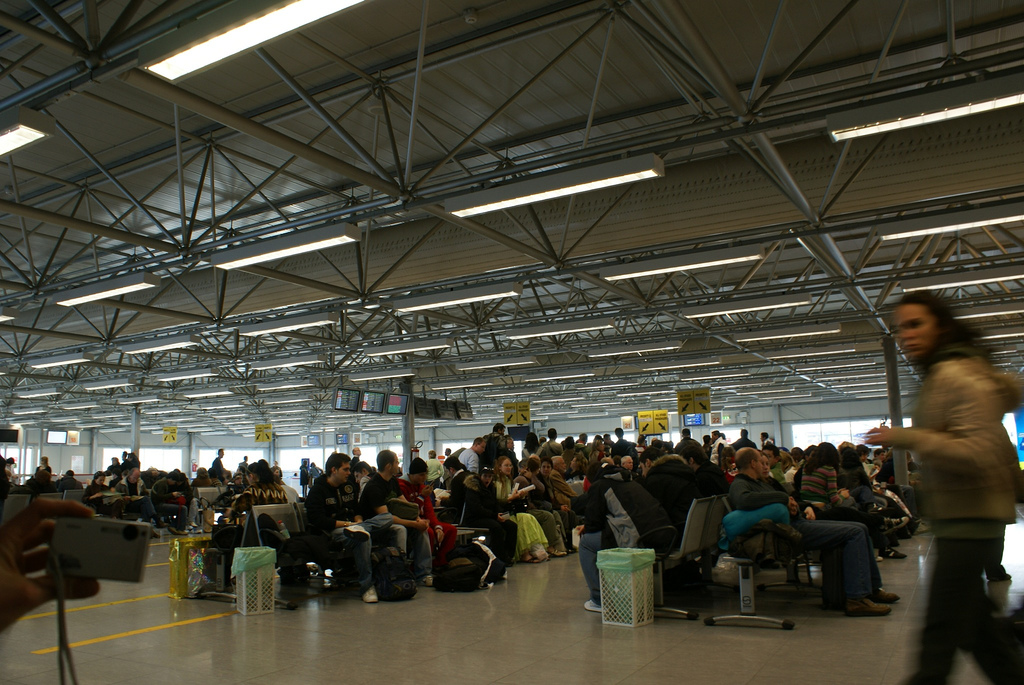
[514,456,567,557]
[493,455,548,562]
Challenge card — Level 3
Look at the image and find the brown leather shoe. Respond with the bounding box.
[869,588,900,604]
[845,598,892,617]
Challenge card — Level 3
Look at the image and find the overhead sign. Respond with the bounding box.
[676,389,694,414]
[694,387,711,413]
[504,402,517,425]
[653,409,669,433]
[709,411,723,426]
[620,415,635,431]
[503,401,531,425]
[255,423,272,442]
[162,426,177,444]
[637,410,654,434]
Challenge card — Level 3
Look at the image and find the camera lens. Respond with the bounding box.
[123,525,139,541]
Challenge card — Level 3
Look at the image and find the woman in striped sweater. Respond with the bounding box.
[800,442,848,507]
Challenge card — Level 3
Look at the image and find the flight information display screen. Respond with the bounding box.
[360,390,386,413]
[334,388,360,411]
[385,393,409,415]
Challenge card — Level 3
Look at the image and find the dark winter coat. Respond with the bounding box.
[583,465,675,553]
[642,455,702,532]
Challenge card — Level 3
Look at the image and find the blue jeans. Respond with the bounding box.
[579,531,602,605]
[392,525,433,583]
[156,502,186,529]
[125,496,157,523]
[330,513,392,593]
[792,519,881,599]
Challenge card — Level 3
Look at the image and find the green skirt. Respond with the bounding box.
[510,512,547,557]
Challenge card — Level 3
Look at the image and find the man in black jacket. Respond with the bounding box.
[305,452,389,603]
[680,442,729,496]
[579,463,674,613]
[731,429,758,451]
[610,427,636,459]
[11,469,57,497]
[641,454,701,536]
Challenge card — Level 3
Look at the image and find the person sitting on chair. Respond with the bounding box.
[399,457,457,568]
[83,472,125,519]
[115,468,162,531]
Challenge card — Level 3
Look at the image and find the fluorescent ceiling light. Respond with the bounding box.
[64,402,99,410]
[183,389,233,399]
[600,245,763,281]
[430,381,494,390]
[506,317,615,340]
[263,398,308,405]
[456,356,536,371]
[209,223,360,269]
[0,307,17,322]
[481,390,542,398]
[81,378,135,391]
[0,107,55,156]
[828,71,1024,141]
[955,302,1024,319]
[391,283,523,312]
[587,342,680,357]
[117,395,161,404]
[684,294,813,318]
[832,381,887,388]
[56,273,161,307]
[251,354,327,370]
[121,334,201,355]
[877,201,1024,241]
[12,408,45,415]
[901,264,1024,292]
[348,368,417,382]
[364,337,452,357]
[534,397,585,403]
[16,386,60,398]
[143,409,182,415]
[519,372,595,382]
[981,326,1024,340]
[588,382,638,390]
[640,359,719,371]
[31,352,95,369]
[446,154,664,217]
[143,0,367,80]
[735,323,841,342]
[257,381,314,391]
[767,345,857,359]
[797,361,876,372]
[155,368,218,382]
[238,312,339,336]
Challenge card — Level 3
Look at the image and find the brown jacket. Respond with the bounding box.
[888,355,1021,524]
[548,470,577,509]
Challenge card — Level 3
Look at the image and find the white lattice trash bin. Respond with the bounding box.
[597,548,655,627]
[232,546,276,615]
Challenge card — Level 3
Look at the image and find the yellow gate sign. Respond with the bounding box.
[162,426,177,443]
[504,402,517,425]
[694,387,711,413]
[515,402,531,425]
[676,389,694,414]
[255,423,273,442]
[653,410,669,433]
[637,410,654,434]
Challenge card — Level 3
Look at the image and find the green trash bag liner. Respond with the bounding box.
[596,547,655,572]
[231,546,276,577]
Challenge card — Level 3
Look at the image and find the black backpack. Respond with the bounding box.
[370,546,417,601]
[433,558,485,592]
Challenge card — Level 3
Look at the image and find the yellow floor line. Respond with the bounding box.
[149,541,170,547]
[145,562,169,568]
[20,594,167,621]
[32,611,236,654]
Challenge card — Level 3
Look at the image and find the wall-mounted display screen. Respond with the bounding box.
[434,400,457,420]
[683,413,705,427]
[455,401,474,420]
[334,388,360,411]
[46,430,68,445]
[360,390,386,414]
[414,397,436,419]
[0,428,19,443]
[385,393,409,415]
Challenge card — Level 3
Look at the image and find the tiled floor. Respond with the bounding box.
[3,521,1023,684]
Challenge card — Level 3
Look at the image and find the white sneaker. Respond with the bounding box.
[422,575,433,588]
[584,599,602,613]
[344,524,369,541]
[362,586,378,603]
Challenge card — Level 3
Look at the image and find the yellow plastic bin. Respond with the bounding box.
[596,548,655,627]
[168,536,212,599]
[232,546,276,615]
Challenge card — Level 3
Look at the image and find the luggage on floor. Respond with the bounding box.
[370,546,417,601]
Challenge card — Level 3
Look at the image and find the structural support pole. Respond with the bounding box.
[401,381,415,472]
[882,335,909,487]
[772,403,783,448]
[131,406,141,456]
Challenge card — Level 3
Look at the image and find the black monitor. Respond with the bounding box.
[46,430,68,445]
[334,388,360,411]
[359,390,386,414]
[413,397,436,419]
[683,413,705,427]
[385,393,409,416]
[455,401,474,420]
[0,428,17,443]
[434,400,457,420]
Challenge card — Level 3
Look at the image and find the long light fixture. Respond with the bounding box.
[827,71,1024,141]
[641,359,720,371]
[391,283,523,312]
[954,302,1024,320]
[586,342,680,357]
[81,379,134,391]
[684,294,813,318]
[117,395,161,405]
[519,372,595,382]
[65,402,99,410]
[251,354,327,370]
[446,154,665,218]
[0,307,17,322]
[155,368,218,382]
[31,352,95,369]
[901,264,1024,292]
[238,312,339,336]
[16,386,60,398]
[364,337,452,357]
[0,107,55,156]
[599,245,763,281]
[767,344,857,359]
[209,223,360,269]
[11,408,45,415]
[121,334,201,355]
[456,356,536,371]
[797,361,876,372]
[877,201,1024,241]
[735,323,842,343]
[56,273,161,307]
[142,0,368,80]
[348,368,416,382]
[981,326,1024,340]
[429,380,494,391]
[506,317,615,340]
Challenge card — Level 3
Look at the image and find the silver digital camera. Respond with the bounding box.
[49,518,151,582]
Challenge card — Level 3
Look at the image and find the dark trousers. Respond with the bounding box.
[907,537,1024,684]
[465,517,517,565]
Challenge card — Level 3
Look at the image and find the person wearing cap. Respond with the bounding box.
[400,457,457,567]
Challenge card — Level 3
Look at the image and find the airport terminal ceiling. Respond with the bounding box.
[0,0,1022,438]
